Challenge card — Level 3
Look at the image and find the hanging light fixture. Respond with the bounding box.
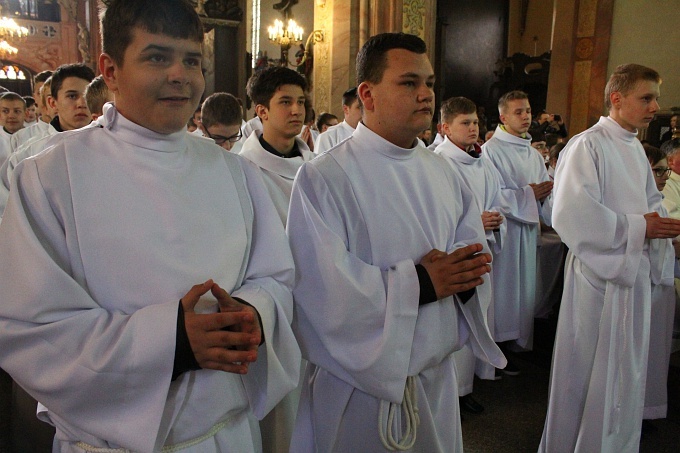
[268,19,304,66]
[0,40,18,57]
[0,8,28,58]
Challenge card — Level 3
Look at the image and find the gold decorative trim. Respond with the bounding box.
[402,0,426,39]
[576,0,598,38]
[575,37,594,60]
[314,0,332,113]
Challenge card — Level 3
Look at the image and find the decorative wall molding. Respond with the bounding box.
[313,0,332,113]
[402,0,425,39]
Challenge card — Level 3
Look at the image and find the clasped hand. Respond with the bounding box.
[419,244,492,300]
[481,211,504,231]
[529,181,553,201]
[181,279,262,375]
[644,212,680,239]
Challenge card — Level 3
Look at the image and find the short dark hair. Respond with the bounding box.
[643,143,665,166]
[246,66,307,108]
[34,70,53,84]
[661,137,680,156]
[498,90,529,112]
[605,64,661,110]
[100,0,204,66]
[316,112,338,131]
[201,92,242,128]
[23,96,35,108]
[0,92,25,106]
[356,33,427,84]
[50,63,95,99]
[342,87,359,107]
[531,133,546,144]
[84,75,111,115]
[440,97,476,124]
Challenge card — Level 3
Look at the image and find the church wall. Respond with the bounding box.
[507,0,554,57]
[607,0,680,112]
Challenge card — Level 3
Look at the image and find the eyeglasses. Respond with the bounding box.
[652,167,671,178]
[205,128,242,145]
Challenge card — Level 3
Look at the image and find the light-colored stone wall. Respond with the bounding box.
[608,0,680,113]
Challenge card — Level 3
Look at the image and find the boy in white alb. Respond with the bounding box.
[240,66,315,226]
[434,96,515,413]
[288,33,505,452]
[482,90,552,364]
[240,66,315,452]
[539,64,680,453]
[0,1,300,451]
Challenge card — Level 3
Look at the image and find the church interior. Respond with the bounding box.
[0,0,678,451]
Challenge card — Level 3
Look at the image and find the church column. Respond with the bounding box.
[549,0,614,136]
[312,0,436,117]
[312,0,360,117]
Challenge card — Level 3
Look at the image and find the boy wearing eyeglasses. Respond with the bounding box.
[240,66,315,226]
[200,92,244,152]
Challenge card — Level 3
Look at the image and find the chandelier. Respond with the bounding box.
[0,9,29,58]
[267,18,324,69]
[268,19,304,47]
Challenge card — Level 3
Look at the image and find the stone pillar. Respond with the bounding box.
[312,0,436,117]
[312,0,361,117]
[549,0,614,137]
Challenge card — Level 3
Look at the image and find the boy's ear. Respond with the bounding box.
[47,95,57,112]
[442,121,456,138]
[255,104,268,122]
[357,82,374,112]
[99,53,119,94]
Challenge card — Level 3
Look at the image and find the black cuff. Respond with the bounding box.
[415,264,438,306]
[172,301,201,381]
[457,288,476,304]
[232,297,265,346]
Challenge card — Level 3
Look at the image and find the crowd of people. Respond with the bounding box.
[0,0,678,452]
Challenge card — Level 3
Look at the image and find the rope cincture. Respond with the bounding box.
[378,375,420,451]
[75,415,234,452]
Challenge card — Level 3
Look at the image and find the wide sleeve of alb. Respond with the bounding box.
[0,155,177,453]
[230,157,301,419]
[287,162,420,403]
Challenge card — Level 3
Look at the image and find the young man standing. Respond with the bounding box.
[0,92,26,162]
[287,33,504,452]
[540,64,680,452]
[240,66,314,226]
[314,86,363,153]
[482,90,553,365]
[0,0,300,451]
[434,96,522,412]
